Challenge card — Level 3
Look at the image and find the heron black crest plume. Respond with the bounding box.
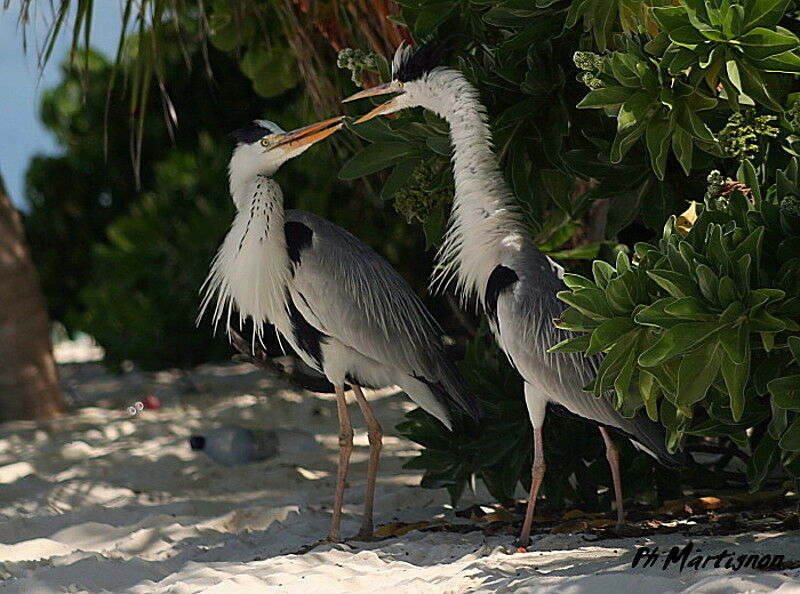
[229,120,282,144]
[393,34,464,82]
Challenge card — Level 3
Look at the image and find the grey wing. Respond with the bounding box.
[284,210,479,420]
[496,246,682,466]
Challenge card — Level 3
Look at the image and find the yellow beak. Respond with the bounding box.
[342,81,405,124]
[271,116,345,150]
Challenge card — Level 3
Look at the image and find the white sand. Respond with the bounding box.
[1,361,798,593]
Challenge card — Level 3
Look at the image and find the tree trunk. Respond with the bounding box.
[0,175,62,421]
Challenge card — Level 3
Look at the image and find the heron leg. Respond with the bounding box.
[328,384,354,543]
[599,426,625,528]
[517,427,546,547]
[352,384,383,540]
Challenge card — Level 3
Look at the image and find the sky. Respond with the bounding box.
[0,3,122,210]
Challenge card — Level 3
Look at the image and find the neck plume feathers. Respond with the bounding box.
[198,175,290,340]
[426,69,525,306]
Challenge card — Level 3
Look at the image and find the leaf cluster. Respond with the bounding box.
[554,159,800,489]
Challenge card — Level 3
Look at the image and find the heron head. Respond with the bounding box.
[229,117,343,177]
[343,38,460,122]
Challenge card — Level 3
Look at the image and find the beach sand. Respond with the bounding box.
[1,359,798,593]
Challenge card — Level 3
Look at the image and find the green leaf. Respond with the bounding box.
[669,25,706,48]
[605,274,639,314]
[672,127,694,175]
[635,297,682,328]
[593,329,641,396]
[720,323,749,364]
[640,370,660,421]
[743,0,791,30]
[695,264,720,304]
[618,92,654,132]
[577,86,635,108]
[666,46,702,75]
[587,317,637,356]
[757,50,800,73]
[721,348,749,421]
[592,260,617,288]
[338,143,415,180]
[779,416,800,451]
[663,296,717,320]
[746,433,779,491]
[426,136,452,156]
[651,5,692,32]
[647,270,702,299]
[381,158,422,201]
[768,375,800,409]
[556,288,613,320]
[346,117,401,143]
[611,117,648,163]
[562,273,595,291]
[677,104,716,142]
[739,27,799,61]
[638,322,720,366]
[789,336,800,365]
[555,306,602,332]
[768,398,788,439]
[646,116,672,181]
[548,335,591,353]
[718,276,738,306]
[614,342,639,401]
[676,339,721,406]
[737,160,762,202]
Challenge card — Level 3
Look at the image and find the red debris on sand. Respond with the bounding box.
[141,394,161,411]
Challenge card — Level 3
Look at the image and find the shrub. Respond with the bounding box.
[554,160,800,490]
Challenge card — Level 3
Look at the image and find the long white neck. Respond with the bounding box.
[421,69,525,305]
[198,174,290,340]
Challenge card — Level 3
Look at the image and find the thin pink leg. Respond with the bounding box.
[352,384,383,539]
[328,384,353,542]
[599,426,625,527]
[517,427,546,546]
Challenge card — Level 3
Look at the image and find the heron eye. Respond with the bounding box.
[260,137,271,147]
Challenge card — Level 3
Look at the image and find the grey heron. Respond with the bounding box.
[199,115,480,542]
[345,41,685,545]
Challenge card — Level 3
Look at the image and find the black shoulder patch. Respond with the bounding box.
[284,221,313,267]
[485,265,519,322]
[230,121,269,144]
[288,295,327,370]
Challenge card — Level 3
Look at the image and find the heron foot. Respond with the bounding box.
[325,532,342,544]
[352,529,382,542]
[514,536,530,550]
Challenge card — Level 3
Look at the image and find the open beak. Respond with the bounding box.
[342,81,405,124]
[271,116,345,150]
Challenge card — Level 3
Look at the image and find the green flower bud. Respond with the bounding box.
[573,51,602,72]
[719,110,779,161]
[394,165,453,223]
[780,195,800,217]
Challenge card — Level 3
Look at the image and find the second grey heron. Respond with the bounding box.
[199,115,480,543]
[345,41,685,545]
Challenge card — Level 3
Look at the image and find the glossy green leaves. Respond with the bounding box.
[577,40,718,180]
[651,0,800,109]
[555,164,800,483]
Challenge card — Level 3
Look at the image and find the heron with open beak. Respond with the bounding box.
[199,115,480,542]
[344,41,686,546]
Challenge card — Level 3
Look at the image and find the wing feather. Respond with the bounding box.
[285,210,479,419]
